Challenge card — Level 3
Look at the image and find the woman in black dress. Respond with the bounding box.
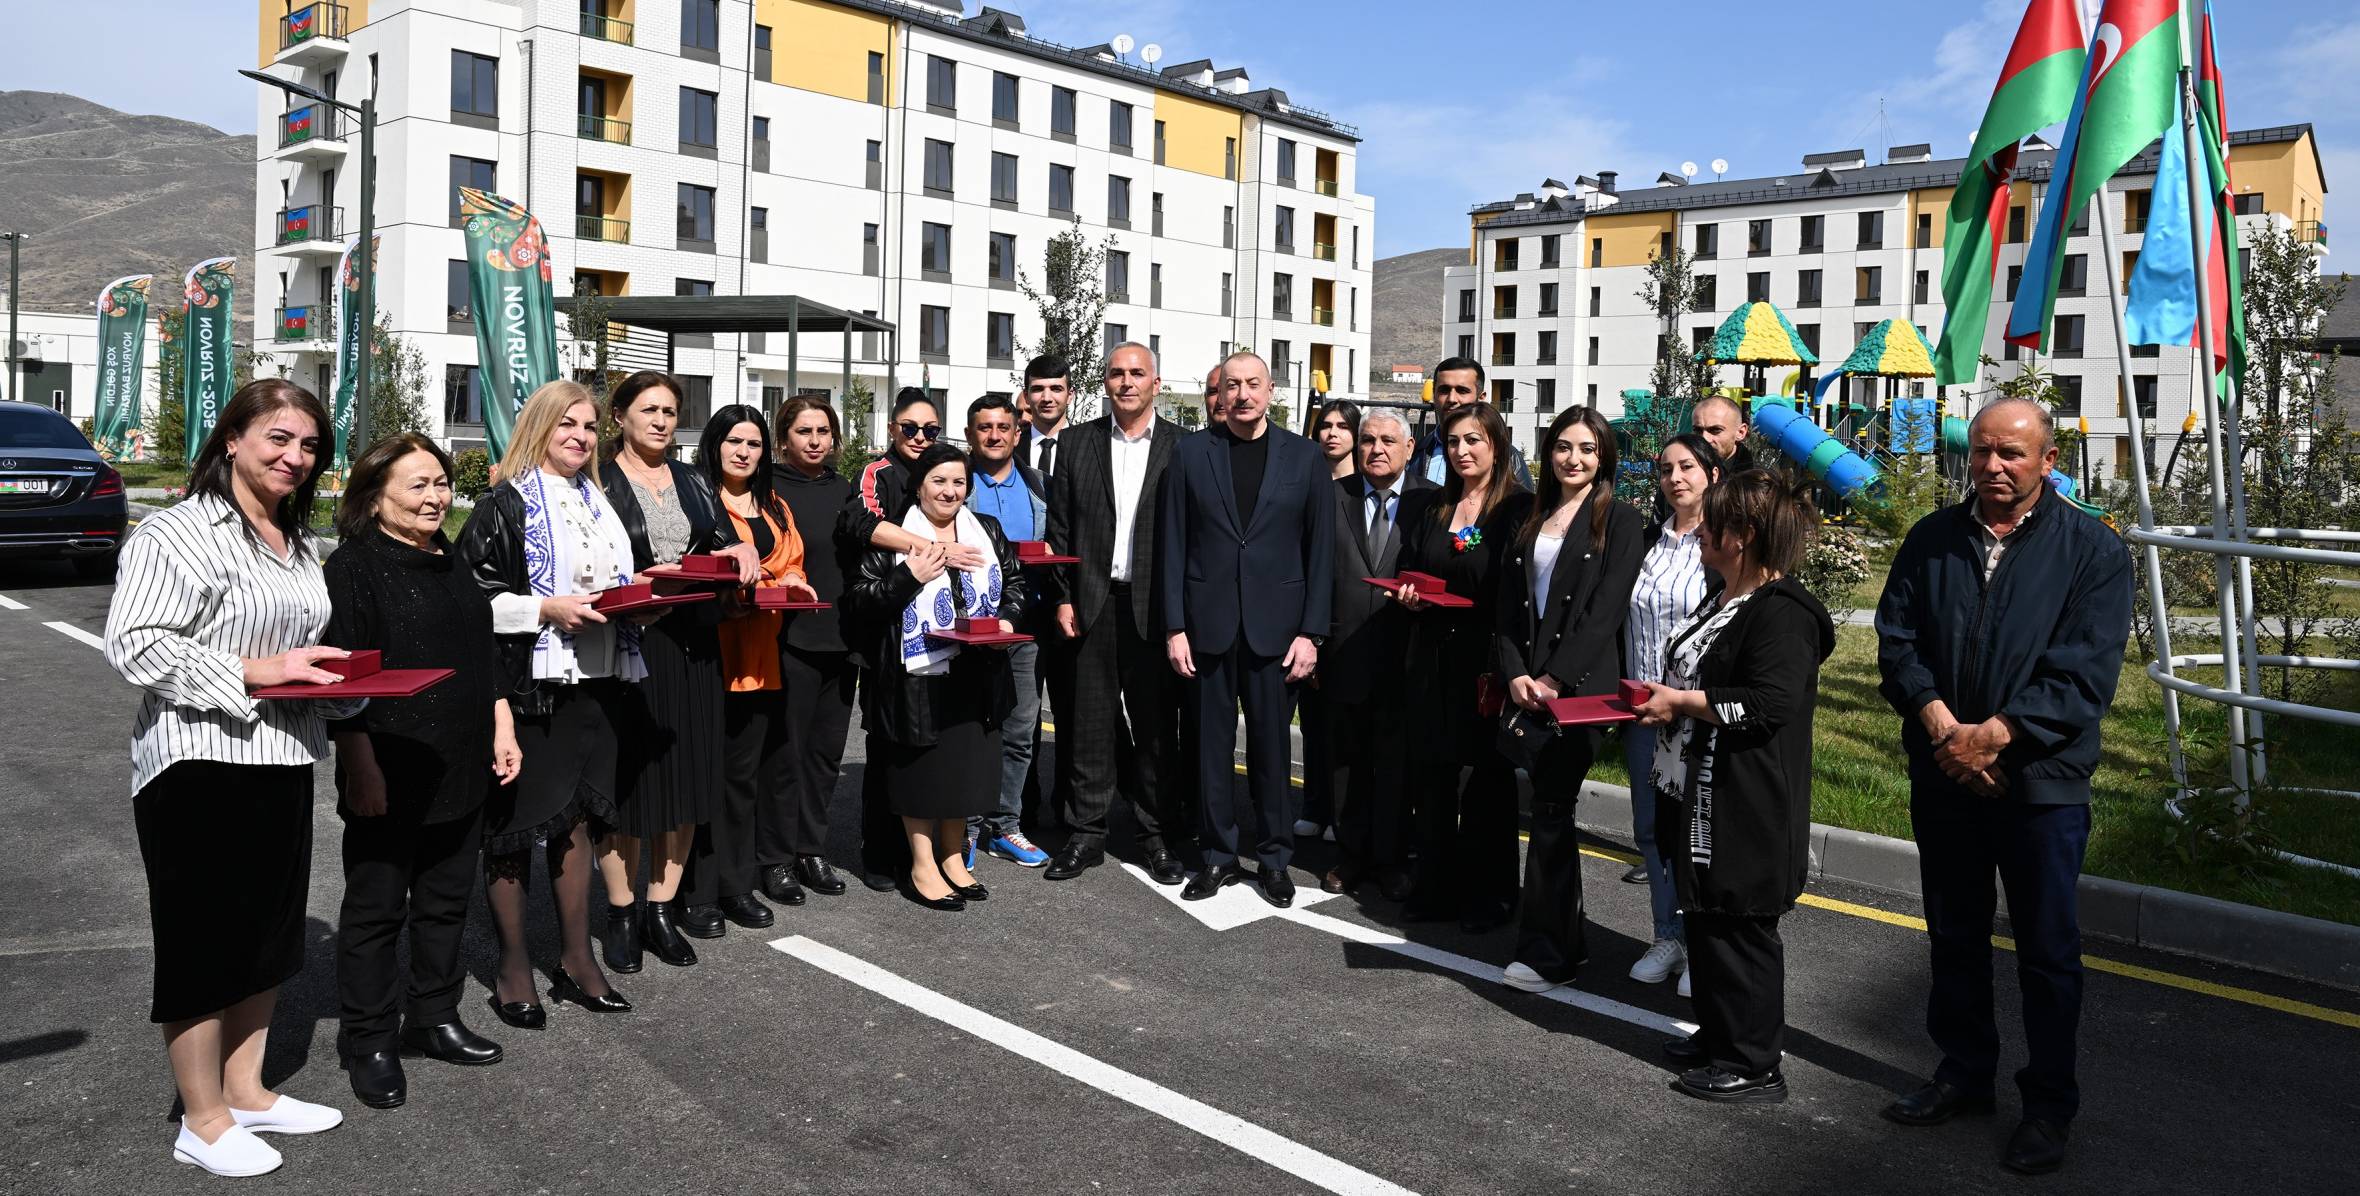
[1393,400,1533,933]
[597,371,758,969]
[324,433,519,1109]
[845,442,1027,911]
[1298,397,1363,840]
[762,396,856,904]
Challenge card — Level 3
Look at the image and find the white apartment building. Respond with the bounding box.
[250,0,1374,449]
[1440,126,2329,482]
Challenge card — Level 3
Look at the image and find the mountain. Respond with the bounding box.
[1370,246,1460,389]
[0,91,253,334]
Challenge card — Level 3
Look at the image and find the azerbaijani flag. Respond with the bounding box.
[2124,0,2245,392]
[2006,0,2184,353]
[1933,0,2087,385]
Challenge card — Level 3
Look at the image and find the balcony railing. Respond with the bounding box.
[276,204,343,245]
[274,304,332,343]
[278,103,345,149]
[279,3,350,50]
[1313,242,1336,261]
[1315,179,1339,197]
[1312,307,1335,327]
[1492,306,1517,320]
[2298,220,2329,248]
[1493,258,1518,272]
[578,114,631,144]
[576,215,630,243]
[579,11,634,44]
[1490,351,1514,367]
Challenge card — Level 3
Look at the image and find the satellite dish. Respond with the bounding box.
[1140,43,1163,65]
[1111,33,1134,56]
[1710,158,1729,178]
[1680,161,1698,179]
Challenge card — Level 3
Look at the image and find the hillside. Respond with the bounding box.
[1369,246,1460,387]
[0,91,253,333]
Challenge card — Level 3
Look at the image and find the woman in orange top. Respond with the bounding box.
[681,405,819,923]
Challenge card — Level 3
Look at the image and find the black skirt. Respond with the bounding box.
[134,761,314,1024]
[613,615,725,836]
[485,679,625,855]
[879,718,998,820]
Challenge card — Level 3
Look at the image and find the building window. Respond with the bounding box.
[1104,323,1128,355]
[1795,269,1820,307]
[1152,191,1165,236]
[927,56,956,112]
[1456,288,1475,323]
[2007,205,2027,243]
[1108,175,1132,227]
[1913,269,1929,305]
[678,87,718,151]
[867,52,885,105]
[1224,136,1237,180]
[863,223,880,276]
[2053,313,2086,357]
[1856,265,1882,304]
[866,139,883,190]
[2132,374,2158,418]
[446,260,471,325]
[1154,119,1167,164]
[753,25,773,81]
[1049,164,1074,215]
[1541,235,1561,268]
[1799,214,1824,253]
[1271,273,1293,321]
[676,278,714,298]
[1858,210,1884,249]
[448,156,496,225]
[1747,272,1770,303]
[992,71,1019,126]
[1590,238,1602,268]
[1456,334,1474,360]
[1223,205,1236,248]
[1537,331,1558,364]
[1051,86,1076,139]
[1276,138,1297,185]
[1536,379,1557,413]
[989,232,1016,287]
[1106,251,1130,303]
[1271,340,1293,386]
[2123,190,2153,234]
[1109,101,1134,152]
[991,152,1018,206]
[680,0,719,55]
[924,139,953,197]
[444,364,484,426]
[750,206,768,263]
[1222,272,1234,317]
[1151,262,1163,308]
[1495,238,1518,271]
[1275,206,1296,254]
[1587,336,1600,366]
[450,51,498,122]
[2060,253,2088,296]
[2234,192,2265,216]
[987,311,1015,362]
[2006,264,2023,301]
[1748,219,1772,256]
[1795,323,1819,356]
[922,222,952,278]
[1695,275,1718,309]
[677,184,716,249]
[1493,285,1516,319]
[1694,224,1718,259]
[919,304,950,358]
[2056,374,2083,415]
[1915,211,1933,248]
[1538,283,1559,316]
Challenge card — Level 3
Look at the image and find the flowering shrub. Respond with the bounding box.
[1796,521,1871,622]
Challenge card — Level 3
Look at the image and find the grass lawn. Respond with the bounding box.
[1584,624,2360,927]
[114,462,187,490]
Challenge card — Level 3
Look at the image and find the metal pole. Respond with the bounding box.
[354,98,376,450]
[4,232,20,404]
[787,296,800,399]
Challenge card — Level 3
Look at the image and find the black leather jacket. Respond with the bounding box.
[845,513,1028,746]
[453,484,551,717]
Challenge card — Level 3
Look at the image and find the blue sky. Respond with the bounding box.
[16,0,2356,257]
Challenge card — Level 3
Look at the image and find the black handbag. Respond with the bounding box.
[1496,701,1556,773]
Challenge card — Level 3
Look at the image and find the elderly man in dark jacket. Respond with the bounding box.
[1873,398,2133,1178]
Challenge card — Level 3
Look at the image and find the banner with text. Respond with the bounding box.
[459,188,558,460]
[331,235,379,468]
[91,274,152,459]
[180,257,236,464]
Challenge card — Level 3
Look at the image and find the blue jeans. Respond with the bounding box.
[973,641,1040,839]
[1623,724,1683,943]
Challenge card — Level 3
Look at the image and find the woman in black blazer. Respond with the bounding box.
[1493,406,1647,992]
[596,371,757,972]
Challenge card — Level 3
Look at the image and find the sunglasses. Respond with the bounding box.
[897,422,943,441]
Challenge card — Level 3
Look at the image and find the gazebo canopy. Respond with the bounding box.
[1700,301,1819,366]
[1834,318,1937,378]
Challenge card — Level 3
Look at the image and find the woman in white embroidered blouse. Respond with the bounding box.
[102,379,359,1177]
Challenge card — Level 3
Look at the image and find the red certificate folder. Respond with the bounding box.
[1363,570,1474,608]
[925,616,1033,647]
[1014,540,1079,566]
[1545,681,1652,727]
[591,583,715,615]
[253,649,455,700]
[753,588,831,611]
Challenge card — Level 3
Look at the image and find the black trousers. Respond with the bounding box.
[1321,687,1411,873]
[1298,683,1333,827]
[687,689,785,904]
[1913,793,2091,1123]
[1409,761,1519,915]
[1195,641,1298,872]
[336,805,482,1059]
[1059,591,1184,853]
[762,647,855,865]
[1686,912,1787,1078]
[1515,733,1597,980]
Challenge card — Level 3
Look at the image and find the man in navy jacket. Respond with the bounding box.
[1158,351,1335,906]
[1873,398,2133,1177]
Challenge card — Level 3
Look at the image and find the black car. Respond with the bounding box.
[0,402,129,579]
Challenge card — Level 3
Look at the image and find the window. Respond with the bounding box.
[1049,164,1075,215]
[1856,266,1882,304]
[2053,313,2086,357]
[1051,86,1076,139]
[1536,379,1557,413]
[1106,251,1130,302]
[2122,190,2152,235]
[1695,275,1718,309]
[676,183,716,249]
[1587,336,1600,366]
[866,138,883,190]
[987,312,1015,362]
[451,51,498,122]
[1795,323,1820,356]
[1104,323,1127,355]
[1455,288,1475,323]
[1495,238,1518,270]
[1223,205,1236,248]
[444,365,484,426]
[1913,269,1929,305]
[1275,206,1295,253]
[861,223,880,276]
[2060,253,2088,296]
[1493,285,1516,319]
[1222,273,1235,317]
[1457,334,1474,360]
[2056,374,2083,415]
[1109,101,1134,152]
[924,139,953,196]
[1538,283,1559,316]
[922,222,952,277]
[673,375,714,427]
[1694,224,1719,259]
[676,278,714,297]
[448,156,496,225]
[1799,214,1824,252]
[754,25,773,81]
[919,304,950,358]
[1541,235,1561,268]
[2233,192,2263,216]
[1587,285,1600,317]
[2132,339,2159,359]
[1154,119,1167,164]
[1151,262,1162,308]
[991,152,1018,206]
[1915,212,1933,248]
[1747,271,1770,303]
[1272,341,1293,386]
[2006,264,2023,301]
[1276,138,1297,185]
[750,206,769,262]
[992,72,1019,125]
[1152,191,1165,236]
[1748,219,1772,256]
[446,259,470,326]
[1857,211,1884,249]
[678,87,718,151]
[2067,205,2088,236]
[927,56,956,112]
[1271,273,1293,320]
[680,0,719,55]
[867,52,885,105]
[1224,136,1237,180]
[1108,175,1131,226]
[1794,269,1819,307]
[2007,205,2027,244]
[2131,374,2158,419]
[1537,331,1558,363]
[989,232,1016,286]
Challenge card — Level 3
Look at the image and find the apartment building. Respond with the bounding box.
[251,0,1375,448]
[1440,126,2329,481]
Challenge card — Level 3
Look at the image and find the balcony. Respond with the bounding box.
[272,205,344,256]
[274,3,349,68]
[273,303,334,348]
[576,215,630,243]
[1313,242,1336,262]
[2298,220,2329,250]
[1492,305,1517,320]
[578,114,631,144]
[1312,307,1335,327]
[1490,351,1514,367]
[274,103,347,164]
[1316,179,1339,198]
[580,11,634,45]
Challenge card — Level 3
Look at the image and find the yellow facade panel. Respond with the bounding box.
[1153,90,1241,180]
[759,0,895,106]
[1907,187,1954,249]
[2227,132,2327,226]
[1586,211,1674,268]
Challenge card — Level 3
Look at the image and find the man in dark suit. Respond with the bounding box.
[1316,407,1431,896]
[1016,355,1073,481]
[1039,343,1189,884]
[1158,351,1337,907]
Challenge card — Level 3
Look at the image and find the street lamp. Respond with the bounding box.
[1,231,23,404]
[240,67,375,449]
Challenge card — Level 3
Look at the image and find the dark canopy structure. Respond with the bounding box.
[553,294,899,404]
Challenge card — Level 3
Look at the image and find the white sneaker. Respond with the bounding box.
[1501,962,1568,993]
[1678,967,1692,999]
[1629,938,1686,984]
[228,1094,344,1135]
[174,1120,283,1177]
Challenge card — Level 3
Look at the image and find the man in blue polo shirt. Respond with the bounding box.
[965,394,1052,867]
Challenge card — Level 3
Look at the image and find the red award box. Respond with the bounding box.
[591,583,715,615]
[925,616,1033,647]
[253,648,455,700]
[753,588,831,612]
[662,553,740,582]
[1362,569,1474,608]
[325,650,382,679]
[1014,540,1079,566]
[1545,680,1652,727]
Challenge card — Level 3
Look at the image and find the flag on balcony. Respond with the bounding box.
[2124,0,2246,393]
[286,106,315,142]
[2006,0,2183,353]
[331,235,378,469]
[180,257,236,465]
[459,188,558,459]
[1932,0,2087,385]
[288,6,315,41]
[91,275,153,459]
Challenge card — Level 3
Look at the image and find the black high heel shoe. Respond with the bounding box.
[549,967,633,1012]
[950,880,990,901]
[487,992,546,1030]
[899,881,967,912]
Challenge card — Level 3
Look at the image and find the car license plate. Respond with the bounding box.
[0,478,49,495]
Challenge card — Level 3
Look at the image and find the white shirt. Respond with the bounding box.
[488,468,633,681]
[1530,532,1566,620]
[1107,416,1155,583]
[1028,424,1064,476]
[1626,519,1710,685]
[1972,502,2038,583]
[104,494,364,794]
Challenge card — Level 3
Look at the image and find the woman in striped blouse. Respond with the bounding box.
[103,379,357,1178]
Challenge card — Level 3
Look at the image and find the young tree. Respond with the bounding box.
[835,376,880,484]
[1014,219,1115,418]
[150,314,186,461]
[362,312,434,444]
[1637,248,1720,405]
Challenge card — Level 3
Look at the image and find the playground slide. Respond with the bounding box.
[1750,399,1881,498]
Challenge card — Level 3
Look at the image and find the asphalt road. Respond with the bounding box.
[3,557,2357,1195]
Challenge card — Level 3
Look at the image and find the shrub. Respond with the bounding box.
[1797,521,1871,622]
[452,447,491,499]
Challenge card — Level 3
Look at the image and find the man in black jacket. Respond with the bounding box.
[1873,398,2133,1177]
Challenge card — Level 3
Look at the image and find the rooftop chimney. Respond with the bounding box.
[1597,170,1618,194]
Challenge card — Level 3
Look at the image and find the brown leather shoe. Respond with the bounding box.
[1321,868,1348,894]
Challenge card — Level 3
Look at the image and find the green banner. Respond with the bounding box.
[180,257,236,464]
[331,235,377,468]
[91,274,152,459]
[459,188,558,459]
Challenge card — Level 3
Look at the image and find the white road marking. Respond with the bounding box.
[0,594,27,610]
[45,621,103,650]
[1275,908,1699,1038]
[1118,859,1343,930]
[772,934,1417,1196]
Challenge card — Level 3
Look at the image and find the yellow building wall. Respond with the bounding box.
[1468,211,1501,263]
[2228,132,2328,226]
[1586,211,1675,268]
[1153,90,1241,180]
[759,0,895,106]
[1907,187,1955,249]
[257,0,369,68]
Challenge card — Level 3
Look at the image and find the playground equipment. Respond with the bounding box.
[1751,400,1880,497]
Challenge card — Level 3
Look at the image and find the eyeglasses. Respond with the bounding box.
[897,422,943,441]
